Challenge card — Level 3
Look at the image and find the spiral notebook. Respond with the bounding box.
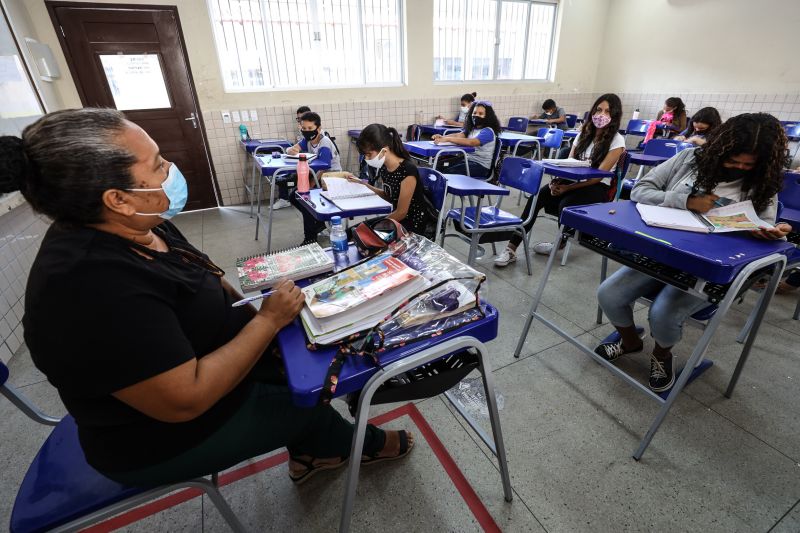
[321,177,374,200]
[236,243,334,293]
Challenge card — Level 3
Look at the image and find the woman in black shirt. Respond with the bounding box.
[0,108,413,486]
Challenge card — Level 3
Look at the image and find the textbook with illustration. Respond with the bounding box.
[636,200,773,234]
[236,243,334,292]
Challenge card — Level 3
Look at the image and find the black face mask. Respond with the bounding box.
[472,117,485,128]
[302,129,318,142]
[719,166,752,183]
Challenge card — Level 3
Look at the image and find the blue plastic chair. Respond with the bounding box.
[1,361,246,533]
[623,119,652,138]
[503,117,529,133]
[784,123,800,141]
[535,127,565,159]
[419,167,449,244]
[779,173,800,320]
[565,114,578,128]
[641,138,682,157]
[447,157,544,275]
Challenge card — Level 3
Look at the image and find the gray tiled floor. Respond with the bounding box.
[1,201,798,532]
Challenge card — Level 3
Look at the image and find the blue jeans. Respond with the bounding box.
[597,267,710,347]
[441,159,491,179]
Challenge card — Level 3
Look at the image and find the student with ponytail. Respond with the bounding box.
[436,92,477,128]
[431,100,501,179]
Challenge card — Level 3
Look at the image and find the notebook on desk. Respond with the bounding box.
[636,201,773,233]
[236,243,334,292]
[541,158,590,167]
[321,177,373,199]
[283,152,318,161]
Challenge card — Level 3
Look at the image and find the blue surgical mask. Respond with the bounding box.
[128,163,189,219]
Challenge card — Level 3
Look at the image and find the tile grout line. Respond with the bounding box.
[766,496,800,533]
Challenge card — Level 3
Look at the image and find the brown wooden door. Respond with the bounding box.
[47,2,219,211]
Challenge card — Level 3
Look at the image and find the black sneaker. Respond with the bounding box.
[594,327,645,361]
[649,355,675,392]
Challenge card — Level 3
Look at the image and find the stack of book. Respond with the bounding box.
[236,243,334,293]
[300,253,429,344]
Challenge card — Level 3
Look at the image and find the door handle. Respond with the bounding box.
[185,112,198,128]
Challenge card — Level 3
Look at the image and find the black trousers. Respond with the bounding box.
[509,182,608,247]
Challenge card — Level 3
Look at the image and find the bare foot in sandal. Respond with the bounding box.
[288,455,348,485]
[362,429,415,465]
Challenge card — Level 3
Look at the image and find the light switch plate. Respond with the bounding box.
[221,111,231,124]
[232,111,241,122]
[241,110,250,122]
[249,109,258,121]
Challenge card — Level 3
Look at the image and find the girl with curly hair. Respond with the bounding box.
[594,113,793,392]
[494,93,626,265]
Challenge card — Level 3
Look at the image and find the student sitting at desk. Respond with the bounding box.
[656,97,688,138]
[436,92,477,128]
[674,106,721,147]
[595,113,792,392]
[535,99,568,130]
[494,93,626,266]
[0,108,414,488]
[431,100,501,179]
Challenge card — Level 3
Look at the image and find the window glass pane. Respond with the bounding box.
[362,0,402,83]
[208,0,268,90]
[99,54,171,110]
[497,1,528,80]
[433,0,466,81]
[463,0,496,81]
[524,3,556,79]
[0,11,43,143]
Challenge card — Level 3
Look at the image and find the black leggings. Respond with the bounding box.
[509,182,608,247]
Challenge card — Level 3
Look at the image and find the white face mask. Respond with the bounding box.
[460,106,470,113]
[365,148,386,169]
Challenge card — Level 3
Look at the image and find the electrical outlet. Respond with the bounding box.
[232,111,241,123]
[241,110,250,122]
[250,109,258,121]
[221,111,231,124]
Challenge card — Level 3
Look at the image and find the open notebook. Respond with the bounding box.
[636,201,773,233]
[541,158,590,167]
[320,177,392,211]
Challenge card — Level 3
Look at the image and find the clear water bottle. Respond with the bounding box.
[239,124,250,141]
[632,108,640,120]
[330,216,349,266]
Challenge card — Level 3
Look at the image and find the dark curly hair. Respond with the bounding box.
[0,108,136,225]
[574,93,623,168]
[464,101,501,136]
[692,113,787,212]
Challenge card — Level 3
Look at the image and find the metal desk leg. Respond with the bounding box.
[596,256,608,325]
[254,168,264,241]
[514,228,567,358]
[466,197,484,266]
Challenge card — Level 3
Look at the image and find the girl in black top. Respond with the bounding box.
[0,108,414,486]
[354,123,438,239]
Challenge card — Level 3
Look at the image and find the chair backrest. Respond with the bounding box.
[498,157,543,195]
[253,143,286,155]
[780,172,800,210]
[625,119,652,136]
[676,141,694,152]
[565,114,578,128]
[487,132,504,177]
[784,123,800,141]
[642,138,680,157]
[418,167,448,210]
[323,131,341,155]
[535,127,565,149]
[506,117,529,133]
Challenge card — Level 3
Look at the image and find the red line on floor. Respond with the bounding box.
[82,403,501,533]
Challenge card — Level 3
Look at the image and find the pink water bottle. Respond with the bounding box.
[297,154,310,193]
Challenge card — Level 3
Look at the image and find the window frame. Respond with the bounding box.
[432,0,558,84]
[207,0,407,93]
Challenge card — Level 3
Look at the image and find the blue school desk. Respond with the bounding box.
[278,283,511,531]
[345,129,362,172]
[498,131,544,156]
[541,162,615,182]
[252,154,331,251]
[240,139,294,216]
[416,124,459,138]
[403,141,475,176]
[513,200,793,460]
[293,189,392,222]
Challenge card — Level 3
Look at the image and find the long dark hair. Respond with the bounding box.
[686,106,721,137]
[356,123,410,159]
[665,97,686,119]
[574,93,623,168]
[464,102,501,136]
[460,92,477,104]
[0,108,135,225]
[692,113,787,212]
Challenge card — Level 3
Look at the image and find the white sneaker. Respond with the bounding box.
[272,198,291,210]
[494,249,517,267]
[532,242,554,255]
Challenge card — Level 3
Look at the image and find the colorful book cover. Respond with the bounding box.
[303,254,420,318]
[236,243,333,292]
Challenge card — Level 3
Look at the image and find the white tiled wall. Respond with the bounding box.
[0,204,49,363]
[203,91,800,206]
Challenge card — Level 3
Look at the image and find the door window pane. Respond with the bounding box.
[100,54,171,110]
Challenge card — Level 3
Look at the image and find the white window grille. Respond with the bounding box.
[208,0,404,91]
[433,0,557,82]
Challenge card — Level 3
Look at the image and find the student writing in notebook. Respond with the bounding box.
[431,100,501,179]
[0,108,414,488]
[494,93,626,266]
[673,106,721,147]
[594,113,792,392]
[535,99,568,130]
[436,92,477,128]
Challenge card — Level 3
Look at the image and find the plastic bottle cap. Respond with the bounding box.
[331,216,341,225]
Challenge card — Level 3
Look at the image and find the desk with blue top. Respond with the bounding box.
[498,131,544,156]
[240,138,294,215]
[540,162,615,182]
[252,154,330,251]
[277,254,511,532]
[293,189,392,222]
[513,200,793,459]
[403,141,475,176]
[416,123,459,138]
